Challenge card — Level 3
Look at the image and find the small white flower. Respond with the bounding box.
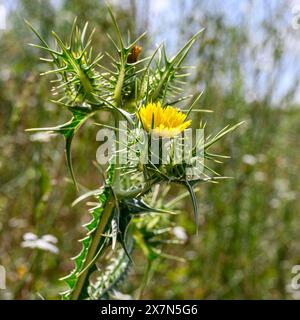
[242,154,257,166]
[23,232,38,241]
[21,232,59,254]
[41,234,58,244]
[173,226,188,241]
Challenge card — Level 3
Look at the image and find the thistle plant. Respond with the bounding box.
[26,7,242,300]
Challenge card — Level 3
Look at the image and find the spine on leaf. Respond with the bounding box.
[61,168,116,300]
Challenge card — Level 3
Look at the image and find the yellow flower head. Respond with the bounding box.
[138,101,191,138]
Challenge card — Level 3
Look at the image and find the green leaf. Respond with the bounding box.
[88,237,134,299]
[123,198,175,215]
[27,108,94,188]
[28,19,103,105]
[204,121,245,150]
[61,167,115,300]
[150,29,204,102]
[183,180,200,230]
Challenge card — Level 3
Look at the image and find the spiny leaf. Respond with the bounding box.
[150,29,204,101]
[185,91,204,118]
[61,168,114,300]
[27,108,94,188]
[183,180,200,230]
[204,121,245,149]
[72,188,104,207]
[28,19,103,105]
[124,198,175,215]
[107,5,124,50]
[88,237,134,299]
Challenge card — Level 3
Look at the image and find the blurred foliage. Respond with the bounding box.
[0,0,300,299]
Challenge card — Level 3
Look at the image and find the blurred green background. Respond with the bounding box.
[1,0,300,299]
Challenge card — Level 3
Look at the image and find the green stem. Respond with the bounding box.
[70,56,131,299]
[70,193,115,300]
[71,104,123,300]
[114,64,125,106]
